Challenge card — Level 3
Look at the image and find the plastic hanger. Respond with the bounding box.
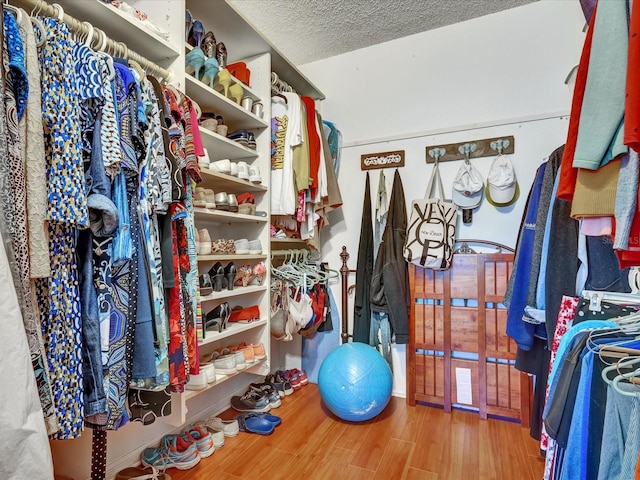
[3,3,23,24]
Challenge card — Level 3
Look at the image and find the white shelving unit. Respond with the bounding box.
[199,128,259,162]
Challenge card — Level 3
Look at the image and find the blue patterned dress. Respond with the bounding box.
[34,17,88,439]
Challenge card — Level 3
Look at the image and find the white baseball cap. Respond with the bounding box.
[452,162,484,209]
[485,155,519,206]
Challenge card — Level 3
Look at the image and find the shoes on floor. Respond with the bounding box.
[248,382,281,409]
[183,425,215,458]
[141,434,200,471]
[197,416,240,437]
[235,412,280,435]
[265,371,293,397]
[193,422,226,449]
[231,390,271,413]
[115,466,171,480]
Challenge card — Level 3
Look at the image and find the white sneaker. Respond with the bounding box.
[237,161,249,180]
[203,189,216,209]
[248,164,261,183]
[198,147,211,168]
[229,162,238,177]
[234,238,249,254]
[210,159,231,174]
[199,229,212,255]
[199,362,216,384]
[248,239,262,255]
[194,187,207,208]
[186,371,208,390]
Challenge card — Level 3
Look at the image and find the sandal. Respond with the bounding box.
[233,411,273,434]
[115,466,171,480]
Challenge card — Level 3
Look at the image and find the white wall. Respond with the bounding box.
[298,0,586,398]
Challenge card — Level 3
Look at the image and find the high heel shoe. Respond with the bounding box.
[208,262,225,292]
[187,19,205,47]
[185,9,193,43]
[213,68,233,97]
[216,42,227,68]
[201,31,217,58]
[185,47,205,80]
[200,57,220,90]
[225,262,237,291]
[227,83,244,104]
[199,273,213,296]
[205,302,227,333]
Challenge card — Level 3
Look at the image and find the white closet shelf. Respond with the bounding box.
[183,357,267,401]
[199,284,267,302]
[199,126,259,162]
[48,0,180,62]
[186,76,268,129]
[194,207,269,223]
[187,0,325,100]
[197,254,267,262]
[199,165,267,193]
[270,238,310,247]
[199,318,267,347]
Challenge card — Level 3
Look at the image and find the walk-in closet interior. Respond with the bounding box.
[2,0,639,479]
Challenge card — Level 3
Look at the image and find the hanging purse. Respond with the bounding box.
[403,160,457,270]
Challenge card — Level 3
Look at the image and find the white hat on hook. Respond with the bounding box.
[452,161,484,209]
[486,154,519,207]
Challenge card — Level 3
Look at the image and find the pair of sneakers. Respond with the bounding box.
[233,238,262,255]
[140,425,214,471]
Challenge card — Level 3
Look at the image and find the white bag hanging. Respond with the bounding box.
[403,157,457,270]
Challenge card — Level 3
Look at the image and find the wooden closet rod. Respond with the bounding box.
[13,0,173,82]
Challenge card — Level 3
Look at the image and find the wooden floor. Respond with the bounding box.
[168,384,545,480]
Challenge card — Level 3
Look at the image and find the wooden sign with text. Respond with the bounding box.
[360,150,405,170]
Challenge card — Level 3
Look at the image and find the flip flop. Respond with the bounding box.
[237,412,282,427]
[235,413,275,435]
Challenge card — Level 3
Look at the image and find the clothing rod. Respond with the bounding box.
[12,0,173,82]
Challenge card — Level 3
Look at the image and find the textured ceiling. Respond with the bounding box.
[229,0,537,65]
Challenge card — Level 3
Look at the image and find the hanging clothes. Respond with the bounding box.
[371,170,409,344]
[353,172,373,344]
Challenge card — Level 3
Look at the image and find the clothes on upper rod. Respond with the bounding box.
[269,92,343,249]
[1,7,211,441]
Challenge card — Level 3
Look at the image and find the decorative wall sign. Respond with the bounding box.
[360,150,405,170]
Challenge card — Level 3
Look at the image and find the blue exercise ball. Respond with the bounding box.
[318,342,393,422]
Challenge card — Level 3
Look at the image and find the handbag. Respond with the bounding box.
[403,160,457,269]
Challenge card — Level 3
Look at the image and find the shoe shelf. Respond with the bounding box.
[187,0,325,100]
[185,76,268,130]
[270,238,309,247]
[197,254,267,263]
[199,168,266,193]
[199,318,267,347]
[199,127,259,162]
[50,0,181,62]
[194,207,269,223]
[199,284,267,302]
[183,357,267,401]
[167,357,269,426]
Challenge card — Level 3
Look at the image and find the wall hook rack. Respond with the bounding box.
[425,135,515,164]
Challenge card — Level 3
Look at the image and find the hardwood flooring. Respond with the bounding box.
[168,384,544,480]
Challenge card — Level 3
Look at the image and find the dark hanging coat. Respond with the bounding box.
[352,172,373,343]
[370,170,409,344]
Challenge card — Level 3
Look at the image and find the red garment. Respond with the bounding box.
[625,3,640,150]
[167,203,188,392]
[301,96,320,197]
[557,3,597,202]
